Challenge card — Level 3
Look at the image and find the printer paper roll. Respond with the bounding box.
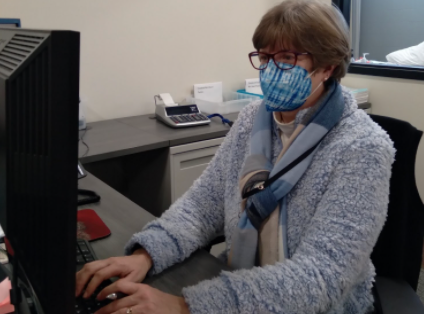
[159,93,176,106]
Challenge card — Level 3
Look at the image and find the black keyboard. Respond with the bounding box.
[76,239,113,314]
[76,239,96,266]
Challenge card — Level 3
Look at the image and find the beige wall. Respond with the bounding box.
[1,0,272,122]
[342,74,424,200]
[2,0,423,199]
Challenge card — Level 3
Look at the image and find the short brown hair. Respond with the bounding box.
[253,0,351,81]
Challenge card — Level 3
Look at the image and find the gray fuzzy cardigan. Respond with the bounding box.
[125,87,395,314]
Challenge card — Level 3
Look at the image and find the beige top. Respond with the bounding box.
[273,112,296,147]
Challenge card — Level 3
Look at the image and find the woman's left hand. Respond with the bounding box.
[94,280,190,314]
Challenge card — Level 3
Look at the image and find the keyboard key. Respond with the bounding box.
[76,255,85,264]
[79,247,89,253]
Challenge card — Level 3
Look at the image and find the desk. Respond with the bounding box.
[79,113,239,164]
[78,113,238,216]
[78,172,228,296]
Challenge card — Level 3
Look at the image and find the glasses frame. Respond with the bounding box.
[248,50,310,71]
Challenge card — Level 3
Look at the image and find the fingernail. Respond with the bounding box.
[83,292,88,298]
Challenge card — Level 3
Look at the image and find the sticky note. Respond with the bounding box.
[194,82,223,103]
[245,78,263,95]
[0,278,14,314]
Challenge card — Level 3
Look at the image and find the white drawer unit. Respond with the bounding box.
[169,138,224,202]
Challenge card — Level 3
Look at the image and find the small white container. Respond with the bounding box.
[186,92,262,115]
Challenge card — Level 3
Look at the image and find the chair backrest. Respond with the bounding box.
[370,114,424,290]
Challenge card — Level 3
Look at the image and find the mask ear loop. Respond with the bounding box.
[301,72,329,101]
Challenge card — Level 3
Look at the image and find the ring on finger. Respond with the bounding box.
[126,308,133,314]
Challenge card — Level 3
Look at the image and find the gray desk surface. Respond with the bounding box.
[78,173,228,296]
[79,119,169,164]
[79,112,239,164]
[118,113,238,147]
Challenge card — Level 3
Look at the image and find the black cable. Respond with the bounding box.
[79,126,91,158]
[78,189,101,206]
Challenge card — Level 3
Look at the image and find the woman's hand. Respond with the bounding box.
[94,281,190,314]
[76,248,153,298]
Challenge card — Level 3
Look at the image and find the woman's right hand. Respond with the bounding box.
[75,248,153,298]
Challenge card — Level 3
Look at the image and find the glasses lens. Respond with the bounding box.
[250,53,269,70]
[274,52,296,69]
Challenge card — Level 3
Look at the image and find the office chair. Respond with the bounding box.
[206,114,424,314]
[369,114,424,314]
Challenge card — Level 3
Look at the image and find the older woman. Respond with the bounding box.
[77,1,395,313]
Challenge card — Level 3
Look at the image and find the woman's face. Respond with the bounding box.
[260,45,334,98]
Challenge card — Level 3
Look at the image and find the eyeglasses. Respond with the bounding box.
[248,50,310,71]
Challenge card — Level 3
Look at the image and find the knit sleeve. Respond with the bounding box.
[124,107,249,274]
[182,136,395,313]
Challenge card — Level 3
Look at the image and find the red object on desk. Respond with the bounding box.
[77,209,111,241]
[4,239,13,257]
[0,278,14,314]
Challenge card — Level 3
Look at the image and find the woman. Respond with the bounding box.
[76,1,395,313]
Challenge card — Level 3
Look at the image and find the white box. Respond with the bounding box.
[187,92,262,115]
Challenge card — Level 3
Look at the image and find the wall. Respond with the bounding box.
[0,0,272,122]
[3,0,423,198]
[342,74,424,200]
[359,0,424,61]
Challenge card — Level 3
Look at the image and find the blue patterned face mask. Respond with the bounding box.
[260,61,318,112]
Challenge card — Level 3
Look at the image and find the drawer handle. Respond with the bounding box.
[180,155,214,169]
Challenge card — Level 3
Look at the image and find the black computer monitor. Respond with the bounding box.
[0,28,80,314]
